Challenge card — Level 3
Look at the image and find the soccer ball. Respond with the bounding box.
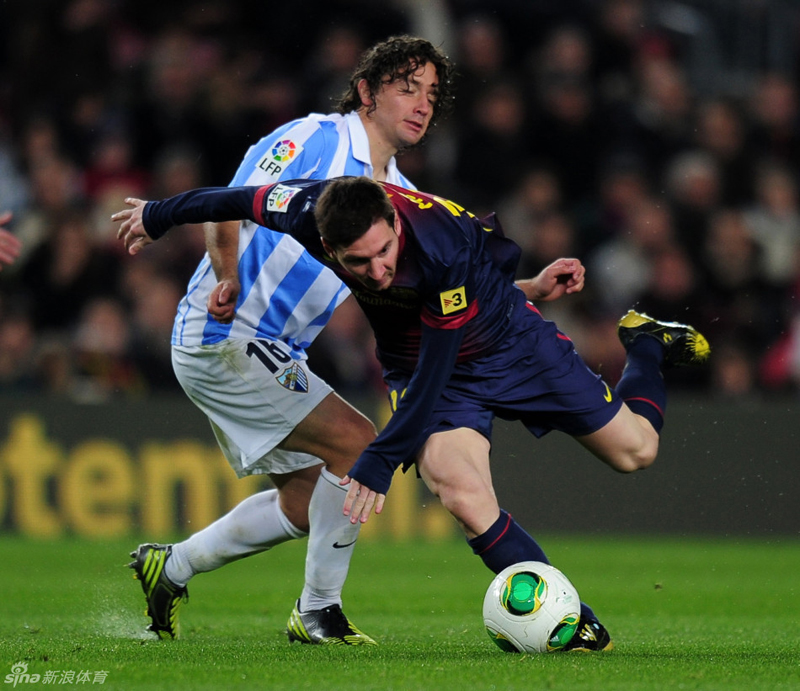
[482,561,581,653]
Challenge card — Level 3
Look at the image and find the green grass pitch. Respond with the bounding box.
[0,535,798,690]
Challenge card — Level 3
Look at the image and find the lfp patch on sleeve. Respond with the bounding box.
[267,184,302,213]
[439,286,467,315]
[257,139,303,179]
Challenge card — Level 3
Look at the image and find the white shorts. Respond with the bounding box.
[172,339,333,477]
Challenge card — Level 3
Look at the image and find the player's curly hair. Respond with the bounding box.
[335,35,455,127]
[315,177,395,250]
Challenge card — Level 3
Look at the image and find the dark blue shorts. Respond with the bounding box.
[384,301,622,450]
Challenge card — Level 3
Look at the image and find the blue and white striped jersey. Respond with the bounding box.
[171,111,416,352]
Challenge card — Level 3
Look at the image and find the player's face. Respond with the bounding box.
[366,62,439,150]
[331,216,401,291]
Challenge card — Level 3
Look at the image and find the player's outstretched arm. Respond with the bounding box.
[113,198,154,255]
[113,183,324,248]
[516,257,585,302]
[341,324,464,526]
[0,211,22,269]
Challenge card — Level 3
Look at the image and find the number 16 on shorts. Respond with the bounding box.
[247,339,310,393]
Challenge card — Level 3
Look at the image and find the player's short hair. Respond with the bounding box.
[314,177,395,250]
[335,35,455,127]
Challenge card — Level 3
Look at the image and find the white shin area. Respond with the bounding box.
[299,467,361,612]
[166,489,306,586]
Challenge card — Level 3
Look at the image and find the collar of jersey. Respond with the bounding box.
[345,111,400,181]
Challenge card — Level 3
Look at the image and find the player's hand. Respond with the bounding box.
[0,212,22,270]
[207,278,240,324]
[522,258,585,302]
[341,476,385,524]
[112,198,153,255]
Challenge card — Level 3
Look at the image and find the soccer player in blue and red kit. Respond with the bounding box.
[115,176,710,651]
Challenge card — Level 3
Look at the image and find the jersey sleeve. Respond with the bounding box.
[231,118,332,186]
[345,213,491,493]
[142,181,328,260]
[346,322,465,495]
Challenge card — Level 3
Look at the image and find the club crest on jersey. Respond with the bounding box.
[267,184,301,213]
[257,139,303,179]
[276,362,309,393]
[440,286,467,315]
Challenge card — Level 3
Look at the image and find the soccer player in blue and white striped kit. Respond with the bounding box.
[126,36,456,644]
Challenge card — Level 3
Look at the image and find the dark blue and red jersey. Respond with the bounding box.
[370,184,526,372]
[142,179,615,495]
[145,179,526,372]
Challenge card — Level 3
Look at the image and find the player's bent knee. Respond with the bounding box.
[610,455,647,473]
[435,478,496,523]
[277,499,311,532]
[338,406,377,442]
[331,417,377,474]
[438,487,499,536]
[353,416,379,445]
[608,440,658,473]
[589,414,660,473]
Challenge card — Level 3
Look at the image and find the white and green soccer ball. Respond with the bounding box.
[482,561,581,653]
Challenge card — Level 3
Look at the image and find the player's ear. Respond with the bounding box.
[320,237,336,258]
[357,79,373,107]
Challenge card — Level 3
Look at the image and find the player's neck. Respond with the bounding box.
[359,112,395,182]
[368,141,393,183]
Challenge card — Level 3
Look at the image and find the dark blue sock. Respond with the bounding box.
[467,510,549,574]
[580,602,597,621]
[469,510,598,622]
[616,335,667,433]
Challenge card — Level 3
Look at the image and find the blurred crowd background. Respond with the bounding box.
[2,0,800,402]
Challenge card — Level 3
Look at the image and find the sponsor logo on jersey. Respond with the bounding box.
[276,362,309,393]
[439,286,467,315]
[350,286,420,309]
[603,381,613,402]
[257,139,303,178]
[267,184,302,213]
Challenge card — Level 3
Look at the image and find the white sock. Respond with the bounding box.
[299,468,361,611]
[165,489,306,586]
